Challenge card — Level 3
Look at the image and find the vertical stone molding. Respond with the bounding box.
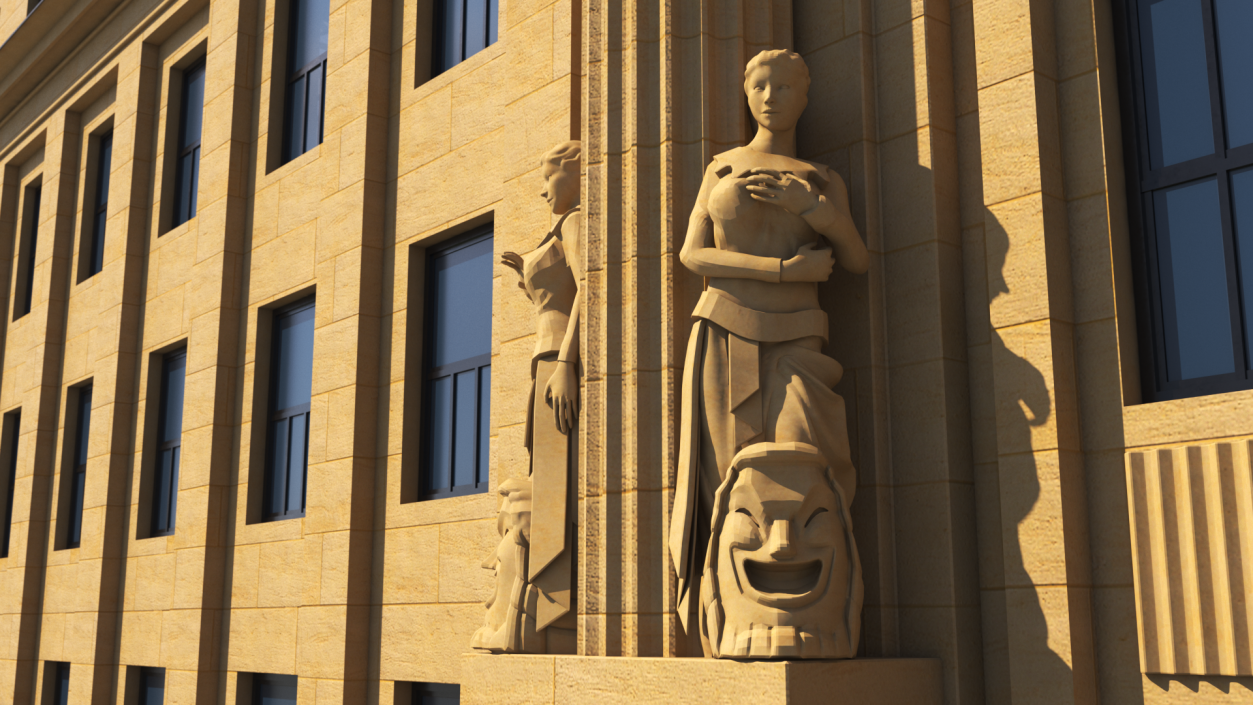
[581,0,792,658]
[1126,440,1253,676]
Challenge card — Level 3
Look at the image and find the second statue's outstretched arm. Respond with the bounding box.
[545,210,583,435]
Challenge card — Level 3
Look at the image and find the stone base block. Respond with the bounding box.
[461,654,942,704]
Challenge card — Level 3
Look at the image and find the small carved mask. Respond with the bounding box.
[472,479,534,652]
[703,442,862,659]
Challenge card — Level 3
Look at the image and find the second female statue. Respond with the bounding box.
[669,50,868,658]
[472,141,583,654]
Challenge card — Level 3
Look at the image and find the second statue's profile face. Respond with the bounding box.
[744,63,808,132]
[541,161,579,215]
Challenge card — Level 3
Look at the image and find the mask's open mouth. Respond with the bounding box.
[743,558,822,596]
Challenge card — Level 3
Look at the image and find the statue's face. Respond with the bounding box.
[540,161,579,215]
[744,63,808,132]
[707,460,859,658]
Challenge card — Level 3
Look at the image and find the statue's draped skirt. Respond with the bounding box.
[672,311,856,638]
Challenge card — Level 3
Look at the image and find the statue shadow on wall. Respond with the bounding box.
[984,211,1079,700]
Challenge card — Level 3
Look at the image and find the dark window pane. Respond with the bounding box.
[284,75,305,161]
[18,186,41,318]
[90,132,112,276]
[428,376,452,492]
[97,133,112,208]
[267,418,290,516]
[1140,0,1215,167]
[67,470,85,548]
[441,0,464,72]
[414,682,461,705]
[1215,0,1253,149]
[477,366,489,485]
[2,412,19,558]
[287,413,308,513]
[180,64,205,153]
[274,304,315,413]
[304,64,324,154]
[291,0,330,71]
[160,353,187,444]
[487,0,497,44]
[453,369,477,488]
[431,241,492,367]
[1231,168,1253,365]
[1154,178,1235,380]
[138,668,165,705]
[91,210,107,274]
[255,674,298,705]
[75,387,93,469]
[465,0,488,58]
[154,449,173,532]
[53,663,69,705]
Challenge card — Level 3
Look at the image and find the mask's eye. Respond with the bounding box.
[805,507,829,527]
[735,507,760,528]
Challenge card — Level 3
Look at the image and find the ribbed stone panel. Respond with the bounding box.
[1126,440,1253,676]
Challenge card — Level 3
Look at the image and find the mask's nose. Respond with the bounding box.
[767,519,795,559]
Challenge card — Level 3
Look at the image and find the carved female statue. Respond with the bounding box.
[472,141,583,654]
[668,50,869,656]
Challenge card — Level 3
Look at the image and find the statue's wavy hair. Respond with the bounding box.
[541,140,582,171]
[743,49,810,88]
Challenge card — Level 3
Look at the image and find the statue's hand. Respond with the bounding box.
[782,242,836,282]
[745,168,820,216]
[544,361,580,435]
[501,251,527,291]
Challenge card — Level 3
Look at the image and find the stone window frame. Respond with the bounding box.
[135,339,189,540]
[75,108,116,284]
[13,177,41,321]
[244,285,318,526]
[416,225,493,501]
[156,38,209,236]
[54,381,92,551]
[1114,0,1253,402]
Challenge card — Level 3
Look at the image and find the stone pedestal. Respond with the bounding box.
[461,654,942,704]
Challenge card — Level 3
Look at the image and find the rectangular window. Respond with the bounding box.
[421,228,491,499]
[252,673,297,705]
[16,184,41,319]
[138,667,164,705]
[64,386,91,549]
[151,351,186,537]
[282,0,329,163]
[413,683,460,705]
[173,61,205,228]
[432,0,498,76]
[86,131,112,278]
[47,662,69,705]
[264,299,314,521]
[2,411,20,559]
[1121,0,1253,400]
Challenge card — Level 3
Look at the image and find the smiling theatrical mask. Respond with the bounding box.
[700,442,863,659]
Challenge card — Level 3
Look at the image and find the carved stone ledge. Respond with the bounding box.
[460,654,942,704]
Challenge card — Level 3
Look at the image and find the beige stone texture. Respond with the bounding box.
[0,0,1248,701]
[461,654,943,704]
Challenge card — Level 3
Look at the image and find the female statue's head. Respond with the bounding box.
[744,50,810,133]
[540,140,582,215]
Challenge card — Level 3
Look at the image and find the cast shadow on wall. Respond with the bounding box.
[985,210,1077,699]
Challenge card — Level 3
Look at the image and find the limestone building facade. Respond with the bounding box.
[0,0,1249,702]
